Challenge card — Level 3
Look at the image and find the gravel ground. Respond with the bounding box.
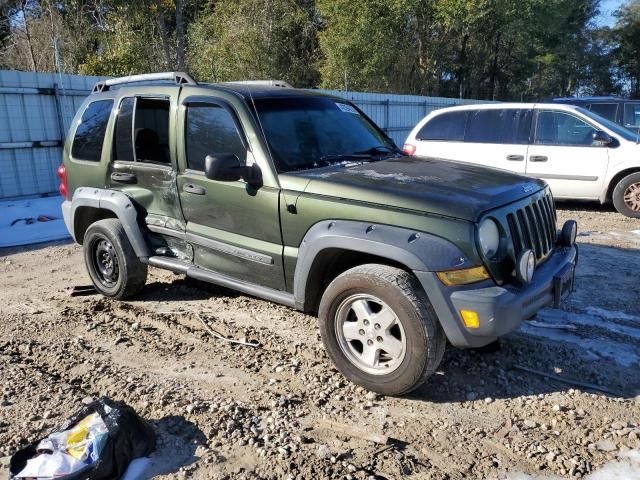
[0,202,639,480]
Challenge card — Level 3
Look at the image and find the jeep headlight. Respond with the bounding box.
[478,218,500,258]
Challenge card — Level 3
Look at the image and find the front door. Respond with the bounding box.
[526,109,608,199]
[176,98,285,291]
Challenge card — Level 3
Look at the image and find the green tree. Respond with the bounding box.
[188,0,319,87]
[614,0,640,97]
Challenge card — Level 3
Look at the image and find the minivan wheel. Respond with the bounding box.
[318,264,446,396]
[613,172,640,218]
[83,219,148,299]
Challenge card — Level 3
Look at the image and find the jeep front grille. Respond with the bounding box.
[506,192,557,261]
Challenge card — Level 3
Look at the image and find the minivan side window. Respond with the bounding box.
[623,103,640,128]
[534,111,597,146]
[416,111,467,141]
[114,97,171,164]
[185,104,246,172]
[465,109,532,144]
[587,103,618,122]
[71,100,113,161]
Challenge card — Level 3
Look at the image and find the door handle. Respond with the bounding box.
[506,154,524,161]
[529,155,548,162]
[183,183,206,195]
[110,172,137,184]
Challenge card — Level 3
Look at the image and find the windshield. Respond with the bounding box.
[253,96,400,172]
[576,107,640,142]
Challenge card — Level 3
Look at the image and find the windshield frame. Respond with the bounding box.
[575,106,640,142]
[250,95,402,173]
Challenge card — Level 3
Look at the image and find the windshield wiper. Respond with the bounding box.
[318,153,375,163]
[353,145,405,157]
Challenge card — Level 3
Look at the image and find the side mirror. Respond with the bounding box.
[204,154,262,187]
[592,130,613,146]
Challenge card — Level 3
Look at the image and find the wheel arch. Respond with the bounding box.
[293,220,475,313]
[69,187,151,259]
[604,167,640,203]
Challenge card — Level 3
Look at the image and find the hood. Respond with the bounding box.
[280,156,547,221]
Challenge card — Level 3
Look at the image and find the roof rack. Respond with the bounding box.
[92,72,197,93]
[222,80,293,89]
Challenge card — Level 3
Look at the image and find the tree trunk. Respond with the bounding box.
[156,7,172,69]
[457,34,468,99]
[489,31,501,100]
[20,0,37,71]
[176,0,186,70]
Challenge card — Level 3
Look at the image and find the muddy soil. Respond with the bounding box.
[0,203,639,480]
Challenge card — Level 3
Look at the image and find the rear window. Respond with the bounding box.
[587,103,618,122]
[71,100,113,161]
[416,111,467,141]
[465,109,532,144]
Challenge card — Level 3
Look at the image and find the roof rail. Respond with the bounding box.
[92,72,197,93]
[222,80,293,89]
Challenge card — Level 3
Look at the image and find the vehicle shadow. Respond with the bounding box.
[555,199,618,213]
[133,277,241,303]
[137,415,207,479]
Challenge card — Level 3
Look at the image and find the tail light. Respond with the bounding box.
[56,163,69,200]
[402,143,416,155]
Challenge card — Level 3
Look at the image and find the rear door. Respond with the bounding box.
[460,108,531,174]
[526,109,608,199]
[108,89,185,233]
[176,95,285,291]
[414,108,531,174]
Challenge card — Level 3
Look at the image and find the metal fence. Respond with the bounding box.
[0,70,488,200]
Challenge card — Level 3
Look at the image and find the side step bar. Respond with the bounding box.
[146,256,296,308]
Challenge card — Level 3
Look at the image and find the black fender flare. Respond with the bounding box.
[293,220,475,309]
[66,187,151,259]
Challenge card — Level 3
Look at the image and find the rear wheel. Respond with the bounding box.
[612,172,640,218]
[318,264,446,396]
[83,219,147,299]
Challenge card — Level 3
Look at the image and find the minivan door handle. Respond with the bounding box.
[529,155,548,162]
[110,172,137,184]
[506,154,524,161]
[183,183,206,195]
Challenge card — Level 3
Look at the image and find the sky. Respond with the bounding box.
[596,0,626,26]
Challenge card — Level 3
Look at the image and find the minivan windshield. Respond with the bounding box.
[253,97,402,172]
[576,107,640,142]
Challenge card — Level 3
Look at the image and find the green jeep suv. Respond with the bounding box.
[58,72,578,395]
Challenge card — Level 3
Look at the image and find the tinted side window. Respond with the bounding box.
[71,100,113,161]
[465,109,532,144]
[624,103,640,128]
[185,104,246,172]
[587,103,618,121]
[416,111,467,141]
[534,111,597,146]
[114,97,135,161]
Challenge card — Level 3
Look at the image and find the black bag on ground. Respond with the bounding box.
[9,397,156,480]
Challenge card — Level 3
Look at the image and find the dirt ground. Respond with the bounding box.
[1,200,639,480]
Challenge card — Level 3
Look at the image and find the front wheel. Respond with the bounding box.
[318,264,446,396]
[83,218,148,299]
[612,172,640,218]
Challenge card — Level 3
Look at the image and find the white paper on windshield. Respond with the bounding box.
[335,102,359,114]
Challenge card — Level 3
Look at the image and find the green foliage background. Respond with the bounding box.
[1,0,639,99]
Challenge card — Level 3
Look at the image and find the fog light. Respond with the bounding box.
[460,310,480,329]
[516,249,536,284]
[560,220,577,246]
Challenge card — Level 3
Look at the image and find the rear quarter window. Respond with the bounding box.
[416,111,468,141]
[71,100,113,162]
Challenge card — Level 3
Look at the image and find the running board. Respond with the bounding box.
[146,256,296,308]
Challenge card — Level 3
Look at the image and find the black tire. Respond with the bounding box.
[83,218,148,299]
[612,172,640,218]
[318,264,446,396]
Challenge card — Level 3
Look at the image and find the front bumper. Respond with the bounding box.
[415,244,577,348]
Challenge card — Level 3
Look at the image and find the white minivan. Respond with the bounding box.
[403,103,640,218]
